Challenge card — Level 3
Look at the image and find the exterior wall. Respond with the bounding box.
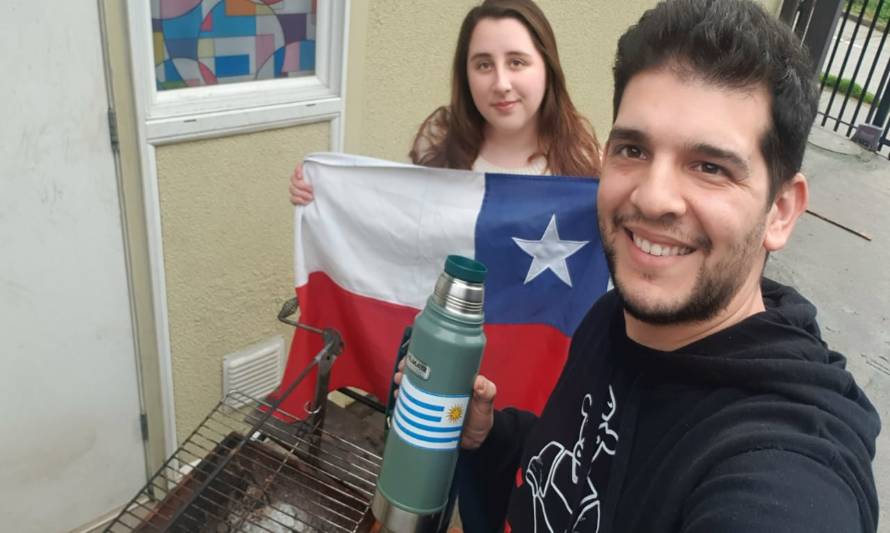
[158,0,786,441]
[157,123,328,441]
[758,0,784,15]
[344,0,785,160]
[344,0,663,160]
[541,0,663,140]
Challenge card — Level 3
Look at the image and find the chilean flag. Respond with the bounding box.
[273,153,609,416]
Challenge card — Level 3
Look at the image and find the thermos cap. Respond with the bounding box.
[444,255,487,283]
[434,255,485,318]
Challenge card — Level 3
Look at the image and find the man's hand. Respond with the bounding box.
[393,360,497,450]
[460,374,496,449]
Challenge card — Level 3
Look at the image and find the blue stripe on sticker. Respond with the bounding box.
[398,413,462,433]
[399,400,440,422]
[402,388,445,412]
[394,416,461,444]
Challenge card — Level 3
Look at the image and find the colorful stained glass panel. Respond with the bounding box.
[151,0,317,91]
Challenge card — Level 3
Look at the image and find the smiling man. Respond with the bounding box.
[461,1,881,532]
[599,68,796,347]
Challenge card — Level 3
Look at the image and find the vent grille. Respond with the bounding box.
[222,336,285,405]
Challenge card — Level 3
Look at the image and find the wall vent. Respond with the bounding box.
[223,336,286,405]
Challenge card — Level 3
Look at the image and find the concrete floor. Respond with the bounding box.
[765,125,890,531]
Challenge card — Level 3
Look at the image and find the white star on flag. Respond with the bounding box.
[512,214,589,287]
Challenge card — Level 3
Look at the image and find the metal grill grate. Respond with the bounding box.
[104,391,381,533]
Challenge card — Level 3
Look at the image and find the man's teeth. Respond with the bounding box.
[633,234,692,257]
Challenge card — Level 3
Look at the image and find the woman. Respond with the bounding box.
[290,0,601,205]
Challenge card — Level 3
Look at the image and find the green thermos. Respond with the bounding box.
[371,255,487,532]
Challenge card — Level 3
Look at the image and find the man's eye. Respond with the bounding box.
[695,162,727,176]
[617,145,644,159]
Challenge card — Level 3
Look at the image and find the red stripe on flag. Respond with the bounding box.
[273,272,417,418]
[481,324,570,414]
[272,272,570,419]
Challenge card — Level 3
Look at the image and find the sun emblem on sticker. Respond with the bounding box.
[447,405,464,423]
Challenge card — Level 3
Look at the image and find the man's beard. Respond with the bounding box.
[600,214,765,325]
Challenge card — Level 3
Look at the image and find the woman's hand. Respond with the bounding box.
[393,359,497,450]
[289,163,314,205]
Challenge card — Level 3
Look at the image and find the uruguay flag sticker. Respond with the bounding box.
[392,374,469,451]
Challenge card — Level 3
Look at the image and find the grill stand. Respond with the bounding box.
[105,296,379,533]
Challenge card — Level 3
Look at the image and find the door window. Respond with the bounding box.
[130,0,345,143]
[152,0,317,91]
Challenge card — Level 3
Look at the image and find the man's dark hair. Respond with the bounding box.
[612,0,819,200]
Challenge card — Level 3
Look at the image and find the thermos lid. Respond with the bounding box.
[444,255,487,284]
[434,255,486,318]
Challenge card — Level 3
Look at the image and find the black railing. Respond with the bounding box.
[783,0,890,157]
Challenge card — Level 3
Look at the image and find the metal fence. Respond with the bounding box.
[783,0,890,157]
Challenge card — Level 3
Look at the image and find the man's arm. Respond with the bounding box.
[462,407,537,531]
[681,449,869,533]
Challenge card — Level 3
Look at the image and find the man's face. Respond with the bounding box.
[598,66,775,325]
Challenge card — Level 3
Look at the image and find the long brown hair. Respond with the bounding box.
[409,0,601,177]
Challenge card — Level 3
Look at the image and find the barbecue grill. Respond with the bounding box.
[104,298,383,533]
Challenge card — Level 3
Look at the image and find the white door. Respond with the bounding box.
[0,3,147,532]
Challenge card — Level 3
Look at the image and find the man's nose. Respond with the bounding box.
[629,158,687,220]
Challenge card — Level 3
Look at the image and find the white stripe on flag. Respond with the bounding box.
[391,374,470,451]
[295,152,486,310]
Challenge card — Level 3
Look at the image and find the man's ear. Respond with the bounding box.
[764,173,808,252]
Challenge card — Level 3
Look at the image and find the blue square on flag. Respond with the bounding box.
[475,174,609,335]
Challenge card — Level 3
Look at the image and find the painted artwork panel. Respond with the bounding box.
[151,0,317,91]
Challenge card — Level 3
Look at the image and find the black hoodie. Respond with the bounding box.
[471,279,880,533]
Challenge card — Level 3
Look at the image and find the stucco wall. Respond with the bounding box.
[759,0,784,16]
[156,123,328,441]
[344,0,785,160]
[344,1,662,160]
[157,0,787,442]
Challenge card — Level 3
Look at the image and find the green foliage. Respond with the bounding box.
[848,0,890,25]
[820,73,876,104]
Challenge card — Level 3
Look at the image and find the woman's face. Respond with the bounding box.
[466,17,547,139]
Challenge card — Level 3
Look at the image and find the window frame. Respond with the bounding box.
[127,0,347,144]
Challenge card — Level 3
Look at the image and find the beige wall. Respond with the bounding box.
[344,0,785,160]
[759,0,784,15]
[345,0,663,160]
[157,124,328,441]
[157,0,786,441]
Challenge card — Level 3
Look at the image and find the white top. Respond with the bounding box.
[472,155,550,175]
